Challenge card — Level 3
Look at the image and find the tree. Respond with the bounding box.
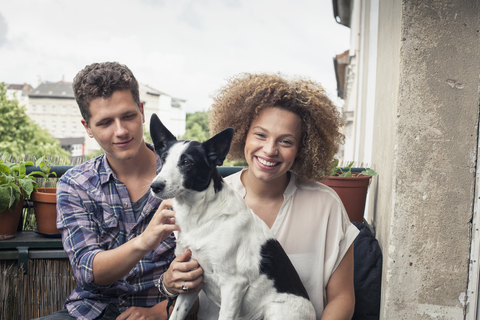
[0,83,70,159]
[182,111,210,142]
[182,111,247,167]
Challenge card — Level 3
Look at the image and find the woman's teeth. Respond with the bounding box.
[257,157,278,167]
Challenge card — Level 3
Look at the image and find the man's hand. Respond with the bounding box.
[92,199,179,286]
[136,199,180,252]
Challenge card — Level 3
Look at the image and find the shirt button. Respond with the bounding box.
[124,203,129,208]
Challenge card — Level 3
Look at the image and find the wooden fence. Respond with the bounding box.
[0,259,76,320]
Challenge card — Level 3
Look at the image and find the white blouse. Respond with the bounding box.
[197,169,359,319]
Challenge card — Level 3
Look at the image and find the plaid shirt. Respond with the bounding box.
[56,144,175,320]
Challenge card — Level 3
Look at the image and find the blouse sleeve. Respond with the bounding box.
[320,185,359,285]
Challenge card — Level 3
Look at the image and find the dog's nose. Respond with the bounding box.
[151,181,165,194]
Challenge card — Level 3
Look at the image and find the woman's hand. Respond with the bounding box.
[136,199,180,252]
[163,249,204,294]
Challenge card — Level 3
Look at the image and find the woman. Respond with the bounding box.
[198,73,359,320]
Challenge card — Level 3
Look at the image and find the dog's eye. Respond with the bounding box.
[183,159,192,166]
[161,156,166,163]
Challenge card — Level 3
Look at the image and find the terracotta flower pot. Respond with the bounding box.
[320,174,372,223]
[0,196,24,240]
[31,187,60,235]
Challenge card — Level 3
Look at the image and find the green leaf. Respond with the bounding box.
[9,190,20,211]
[19,179,35,198]
[0,186,11,212]
[0,164,10,175]
[339,171,352,177]
[29,170,48,179]
[360,168,378,176]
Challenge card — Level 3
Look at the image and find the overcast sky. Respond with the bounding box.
[0,0,350,113]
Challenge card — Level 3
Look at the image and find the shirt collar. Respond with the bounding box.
[98,142,160,185]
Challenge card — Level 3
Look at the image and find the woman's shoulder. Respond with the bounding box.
[294,176,341,201]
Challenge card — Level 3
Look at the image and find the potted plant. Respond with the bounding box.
[320,161,378,223]
[0,158,38,240]
[30,156,59,235]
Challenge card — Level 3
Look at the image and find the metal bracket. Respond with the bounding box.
[16,246,29,274]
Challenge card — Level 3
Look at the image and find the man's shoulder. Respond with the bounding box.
[59,155,104,189]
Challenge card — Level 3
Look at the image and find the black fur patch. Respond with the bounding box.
[259,239,310,300]
[180,142,224,193]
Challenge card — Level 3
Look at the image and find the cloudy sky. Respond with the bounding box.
[0,0,350,113]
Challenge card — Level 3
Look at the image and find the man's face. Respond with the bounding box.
[81,90,145,162]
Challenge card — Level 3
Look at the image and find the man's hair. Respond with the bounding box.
[72,62,141,124]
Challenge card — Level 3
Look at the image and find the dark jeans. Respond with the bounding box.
[32,304,121,320]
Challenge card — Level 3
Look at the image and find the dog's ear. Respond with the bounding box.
[150,113,176,150]
[202,128,234,166]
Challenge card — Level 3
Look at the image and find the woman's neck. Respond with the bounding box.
[241,168,290,200]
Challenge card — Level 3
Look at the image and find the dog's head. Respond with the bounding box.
[149,113,234,199]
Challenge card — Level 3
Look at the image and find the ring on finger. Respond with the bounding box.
[181,282,189,292]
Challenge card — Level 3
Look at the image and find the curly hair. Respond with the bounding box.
[72,62,141,124]
[209,73,344,181]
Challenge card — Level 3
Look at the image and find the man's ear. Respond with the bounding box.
[140,102,145,123]
[81,119,93,138]
[202,128,234,166]
[150,113,176,151]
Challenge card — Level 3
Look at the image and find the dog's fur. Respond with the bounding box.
[149,114,316,320]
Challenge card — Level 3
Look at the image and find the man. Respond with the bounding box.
[37,62,202,320]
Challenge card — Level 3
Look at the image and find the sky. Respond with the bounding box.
[0,0,351,113]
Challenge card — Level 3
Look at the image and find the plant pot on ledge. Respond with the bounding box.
[320,174,372,223]
[0,158,37,240]
[319,161,378,223]
[0,196,24,240]
[31,187,59,235]
[30,156,60,236]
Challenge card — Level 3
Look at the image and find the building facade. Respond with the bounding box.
[332,0,480,319]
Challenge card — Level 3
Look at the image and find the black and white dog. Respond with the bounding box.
[149,114,315,320]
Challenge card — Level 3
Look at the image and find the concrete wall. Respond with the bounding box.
[369,0,480,318]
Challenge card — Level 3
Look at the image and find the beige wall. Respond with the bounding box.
[366,0,480,318]
[28,97,83,137]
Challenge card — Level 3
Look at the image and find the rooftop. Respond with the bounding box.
[29,81,74,99]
